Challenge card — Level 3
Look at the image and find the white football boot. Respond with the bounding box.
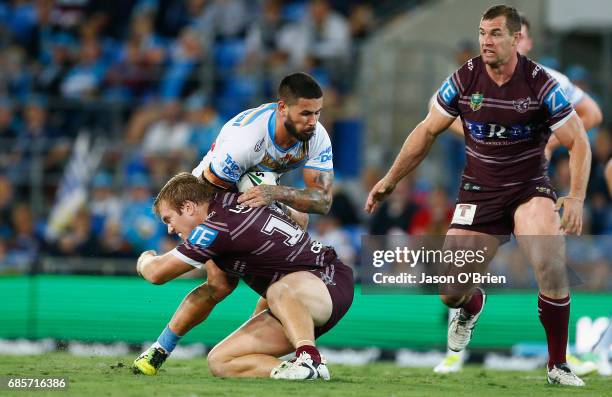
[547,363,585,386]
[448,288,486,352]
[270,352,330,381]
[433,351,465,373]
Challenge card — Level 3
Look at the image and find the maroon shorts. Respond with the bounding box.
[311,259,354,338]
[450,178,557,237]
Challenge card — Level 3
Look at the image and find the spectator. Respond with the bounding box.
[185,93,223,160]
[369,177,420,235]
[119,173,165,254]
[0,175,15,238]
[54,206,98,256]
[89,172,122,236]
[0,99,19,174]
[60,37,106,99]
[9,203,43,270]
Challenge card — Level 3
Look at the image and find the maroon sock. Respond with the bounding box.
[296,345,321,363]
[538,293,570,370]
[462,288,483,316]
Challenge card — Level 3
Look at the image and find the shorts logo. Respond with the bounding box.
[470,93,484,111]
[452,204,477,225]
[536,186,551,195]
[513,97,530,113]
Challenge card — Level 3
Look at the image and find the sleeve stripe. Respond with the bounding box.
[171,248,204,268]
[303,166,333,171]
[550,109,576,131]
[433,98,458,118]
[452,73,464,93]
[537,78,556,102]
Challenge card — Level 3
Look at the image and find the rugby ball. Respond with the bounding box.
[236,171,279,192]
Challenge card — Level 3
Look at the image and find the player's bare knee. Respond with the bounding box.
[266,281,291,304]
[206,350,230,378]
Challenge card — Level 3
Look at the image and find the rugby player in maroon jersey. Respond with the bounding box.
[366,5,591,386]
[134,173,353,380]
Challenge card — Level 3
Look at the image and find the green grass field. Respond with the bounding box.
[0,353,609,397]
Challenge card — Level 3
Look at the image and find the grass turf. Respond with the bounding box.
[0,353,609,396]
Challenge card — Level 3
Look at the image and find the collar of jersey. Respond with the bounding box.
[268,110,301,153]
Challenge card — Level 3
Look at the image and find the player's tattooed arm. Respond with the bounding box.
[237,169,333,214]
[278,168,334,214]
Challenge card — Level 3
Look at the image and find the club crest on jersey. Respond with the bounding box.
[513,97,530,113]
[470,93,484,111]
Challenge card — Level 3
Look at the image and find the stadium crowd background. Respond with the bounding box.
[0,0,610,289]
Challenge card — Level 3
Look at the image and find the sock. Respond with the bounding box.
[538,293,570,370]
[462,289,483,316]
[155,325,182,354]
[593,316,612,359]
[296,345,321,363]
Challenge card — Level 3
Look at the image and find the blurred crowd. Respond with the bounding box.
[0,1,610,289]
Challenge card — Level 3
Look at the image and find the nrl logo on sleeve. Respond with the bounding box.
[513,97,530,113]
[469,93,483,111]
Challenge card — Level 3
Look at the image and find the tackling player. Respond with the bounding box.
[366,5,591,386]
[133,72,337,374]
[136,172,353,379]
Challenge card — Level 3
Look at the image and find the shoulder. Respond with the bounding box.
[453,56,483,90]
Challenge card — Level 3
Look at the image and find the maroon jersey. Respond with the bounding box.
[435,54,574,188]
[172,192,340,296]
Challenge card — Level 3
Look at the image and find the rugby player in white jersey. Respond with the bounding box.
[433,13,603,375]
[133,72,336,376]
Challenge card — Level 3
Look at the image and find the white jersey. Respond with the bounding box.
[543,66,585,106]
[192,103,333,184]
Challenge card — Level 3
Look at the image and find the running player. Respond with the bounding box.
[135,172,353,379]
[434,13,603,375]
[134,72,336,374]
[366,5,591,386]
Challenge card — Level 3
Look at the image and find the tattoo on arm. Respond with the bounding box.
[275,171,333,214]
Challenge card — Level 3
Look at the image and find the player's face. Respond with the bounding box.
[281,97,323,141]
[159,200,199,240]
[516,24,533,56]
[479,16,519,67]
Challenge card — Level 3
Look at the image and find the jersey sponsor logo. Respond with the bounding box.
[317,146,333,163]
[469,93,484,111]
[544,85,570,116]
[452,204,477,225]
[464,120,536,140]
[467,58,474,71]
[513,97,530,113]
[259,145,308,173]
[222,154,241,181]
[532,64,541,78]
[439,78,458,105]
[188,225,219,247]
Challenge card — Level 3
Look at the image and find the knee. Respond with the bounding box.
[440,294,468,308]
[206,350,229,378]
[266,281,291,304]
